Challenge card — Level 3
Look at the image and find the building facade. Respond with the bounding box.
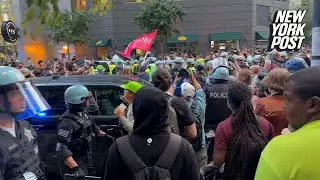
[6,0,290,62]
[86,0,289,58]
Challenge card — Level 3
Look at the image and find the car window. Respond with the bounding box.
[40,86,68,116]
[93,87,122,116]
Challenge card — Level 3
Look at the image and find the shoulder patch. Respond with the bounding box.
[58,129,70,138]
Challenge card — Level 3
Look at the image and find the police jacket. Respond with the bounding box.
[204,80,232,131]
[56,110,100,161]
[0,120,45,180]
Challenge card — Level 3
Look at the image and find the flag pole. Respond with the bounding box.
[143,51,150,62]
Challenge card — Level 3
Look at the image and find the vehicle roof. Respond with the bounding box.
[28,75,150,87]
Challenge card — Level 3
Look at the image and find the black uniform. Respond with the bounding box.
[56,110,100,176]
[0,120,45,180]
[204,80,232,163]
[204,80,232,131]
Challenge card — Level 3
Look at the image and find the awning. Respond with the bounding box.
[88,39,111,47]
[167,34,199,44]
[255,31,270,40]
[123,37,136,45]
[210,32,242,41]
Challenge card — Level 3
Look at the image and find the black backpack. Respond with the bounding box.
[188,100,204,152]
[116,134,181,180]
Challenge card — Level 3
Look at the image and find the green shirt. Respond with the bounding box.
[255,120,320,180]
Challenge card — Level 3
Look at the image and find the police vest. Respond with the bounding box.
[204,82,232,131]
[0,121,44,180]
[188,67,196,74]
[58,111,94,158]
[109,64,117,75]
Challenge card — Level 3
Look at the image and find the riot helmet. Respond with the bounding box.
[64,85,99,113]
[0,66,51,120]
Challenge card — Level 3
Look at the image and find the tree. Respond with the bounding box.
[23,0,112,37]
[299,0,312,45]
[46,10,92,58]
[133,0,186,54]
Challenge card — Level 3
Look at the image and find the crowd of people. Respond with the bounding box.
[1,45,319,180]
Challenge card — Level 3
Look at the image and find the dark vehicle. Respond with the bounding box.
[27,75,150,179]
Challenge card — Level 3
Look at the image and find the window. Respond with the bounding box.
[75,0,86,10]
[93,88,123,116]
[211,40,239,52]
[41,86,68,116]
[256,5,270,26]
[167,42,198,54]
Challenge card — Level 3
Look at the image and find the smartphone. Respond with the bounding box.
[119,103,127,111]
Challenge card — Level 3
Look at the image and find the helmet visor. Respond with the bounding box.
[85,91,99,113]
[1,81,51,120]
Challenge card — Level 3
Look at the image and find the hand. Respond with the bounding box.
[70,166,85,178]
[281,128,291,135]
[173,76,182,86]
[115,106,125,118]
[97,130,106,137]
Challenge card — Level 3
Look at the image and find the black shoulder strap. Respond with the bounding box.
[116,136,147,173]
[155,133,181,169]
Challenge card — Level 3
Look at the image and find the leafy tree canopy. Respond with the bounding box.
[23,0,112,36]
[299,0,312,45]
[133,0,186,42]
[46,10,92,45]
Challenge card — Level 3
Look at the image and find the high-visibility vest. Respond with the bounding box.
[109,64,117,75]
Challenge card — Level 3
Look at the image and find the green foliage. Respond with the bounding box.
[23,0,112,37]
[299,0,312,45]
[133,0,186,42]
[46,10,92,45]
[90,0,112,16]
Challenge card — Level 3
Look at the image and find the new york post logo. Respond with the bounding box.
[269,10,306,51]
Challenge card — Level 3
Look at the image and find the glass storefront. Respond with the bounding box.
[167,42,198,54]
[210,40,239,52]
[0,0,17,64]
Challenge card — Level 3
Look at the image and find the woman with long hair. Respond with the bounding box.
[213,81,274,180]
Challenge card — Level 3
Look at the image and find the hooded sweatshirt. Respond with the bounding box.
[104,86,199,180]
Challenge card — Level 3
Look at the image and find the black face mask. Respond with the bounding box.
[67,103,86,113]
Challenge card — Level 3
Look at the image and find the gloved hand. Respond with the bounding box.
[70,166,85,179]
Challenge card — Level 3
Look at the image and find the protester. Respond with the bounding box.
[214,81,274,180]
[180,75,207,168]
[152,68,197,138]
[104,86,199,180]
[255,68,290,135]
[20,68,35,78]
[255,67,320,179]
[237,69,252,85]
[114,81,143,133]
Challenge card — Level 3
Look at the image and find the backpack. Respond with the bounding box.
[116,133,181,180]
[188,100,204,152]
[167,97,180,135]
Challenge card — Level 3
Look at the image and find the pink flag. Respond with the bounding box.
[121,29,158,58]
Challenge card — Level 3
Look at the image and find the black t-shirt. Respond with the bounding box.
[165,93,195,135]
[104,132,200,180]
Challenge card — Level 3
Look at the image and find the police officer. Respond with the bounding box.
[203,66,232,163]
[0,66,51,180]
[56,85,106,179]
[186,58,196,74]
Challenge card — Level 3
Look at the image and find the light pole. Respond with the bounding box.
[312,0,320,66]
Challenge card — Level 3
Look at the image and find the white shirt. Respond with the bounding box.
[0,123,16,137]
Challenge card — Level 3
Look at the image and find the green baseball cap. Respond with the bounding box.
[120,81,143,93]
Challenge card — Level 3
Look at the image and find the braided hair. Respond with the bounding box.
[224,81,266,180]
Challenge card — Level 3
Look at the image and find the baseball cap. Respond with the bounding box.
[181,82,195,98]
[120,81,143,93]
[210,66,230,81]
